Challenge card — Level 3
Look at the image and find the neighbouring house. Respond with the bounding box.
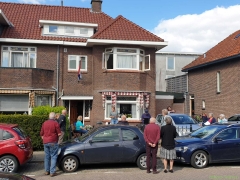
[155,51,201,115]
[0,1,167,125]
[182,29,240,118]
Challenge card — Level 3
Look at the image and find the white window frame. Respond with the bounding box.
[102,47,150,71]
[166,56,175,71]
[1,46,37,68]
[68,55,87,71]
[104,97,141,120]
[202,100,205,109]
[217,71,221,93]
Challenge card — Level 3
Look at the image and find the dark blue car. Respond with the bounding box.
[175,123,240,168]
[57,125,147,172]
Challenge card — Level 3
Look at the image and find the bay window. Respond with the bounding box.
[102,48,150,71]
[1,46,36,68]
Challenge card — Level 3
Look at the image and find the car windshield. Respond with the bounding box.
[77,127,100,142]
[190,126,223,139]
[172,115,196,124]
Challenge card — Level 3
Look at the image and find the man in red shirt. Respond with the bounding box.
[40,112,61,177]
[144,117,160,174]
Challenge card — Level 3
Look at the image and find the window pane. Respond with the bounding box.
[167,57,174,70]
[92,129,119,142]
[106,103,112,118]
[117,97,136,101]
[122,129,139,141]
[120,104,132,117]
[65,26,74,34]
[30,53,36,68]
[80,57,86,69]
[80,28,88,34]
[11,52,23,67]
[131,104,136,118]
[35,96,51,106]
[3,130,14,140]
[117,49,137,53]
[117,55,137,69]
[69,56,77,69]
[2,51,9,67]
[216,128,237,140]
[49,25,58,33]
[24,53,28,67]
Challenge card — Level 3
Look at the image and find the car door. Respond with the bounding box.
[211,127,240,162]
[83,128,124,163]
[121,128,143,162]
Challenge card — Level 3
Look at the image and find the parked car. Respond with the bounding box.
[0,172,35,180]
[57,125,147,172]
[227,114,240,123]
[175,123,240,168]
[156,113,200,136]
[0,123,33,172]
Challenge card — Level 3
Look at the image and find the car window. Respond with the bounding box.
[3,130,14,140]
[92,129,119,142]
[216,128,238,140]
[156,115,163,124]
[13,127,27,138]
[228,116,239,121]
[122,129,139,141]
[172,115,196,124]
[191,126,223,139]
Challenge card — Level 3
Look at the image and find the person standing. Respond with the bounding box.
[144,118,160,174]
[141,109,151,125]
[58,109,67,144]
[40,112,61,177]
[117,115,129,125]
[160,117,177,173]
[110,106,118,124]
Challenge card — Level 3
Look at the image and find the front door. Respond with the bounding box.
[70,100,84,125]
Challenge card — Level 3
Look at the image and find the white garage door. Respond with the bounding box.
[0,95,28,111]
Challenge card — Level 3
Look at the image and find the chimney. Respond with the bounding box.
[91,0,102,12]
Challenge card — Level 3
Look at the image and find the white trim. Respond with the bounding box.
[39,20,98,27]
[156,51,202,55]
[0,10,12,26]
[155,95,174,99]
[61,96,93,100]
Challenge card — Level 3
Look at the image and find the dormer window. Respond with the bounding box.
[65,26,74,34]
[49,25,58,34]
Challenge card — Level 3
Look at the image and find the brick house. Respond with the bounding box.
[182,30,240,118]
[0,1,167,125]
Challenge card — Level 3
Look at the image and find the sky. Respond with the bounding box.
[2,0,240,53]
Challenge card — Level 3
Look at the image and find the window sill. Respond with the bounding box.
[68,70,87,73]
[103,69,146,73]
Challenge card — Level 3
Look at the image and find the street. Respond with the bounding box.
[18,160,240,180]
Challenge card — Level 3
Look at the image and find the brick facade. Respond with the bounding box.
[188,58,240,119]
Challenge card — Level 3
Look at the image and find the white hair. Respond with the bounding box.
[219,114,225,119]
[49,112,56,120]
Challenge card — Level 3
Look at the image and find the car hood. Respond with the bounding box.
[175,136,204,146]
[60,139,84,149]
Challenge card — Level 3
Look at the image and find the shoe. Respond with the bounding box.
[169,169,174,173]
[146,170,151,173]
[153,171,160,174]
[50,173,57,177]
[44,172,50,175]
[164,169,168,173]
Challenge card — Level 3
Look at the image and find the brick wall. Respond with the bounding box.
[188,58,240,119]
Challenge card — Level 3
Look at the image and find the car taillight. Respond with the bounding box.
[15,140,27,149]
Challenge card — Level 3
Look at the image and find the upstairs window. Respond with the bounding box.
[65,26,74,34]
[102,48,150,71]
[1,46,36,68]
[49,25,58,34]
[166,56,175,70]
[68,55,87,71]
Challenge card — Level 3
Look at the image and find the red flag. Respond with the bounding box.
[78,59,82,81]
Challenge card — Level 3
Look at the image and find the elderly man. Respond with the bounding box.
[58,109,67,144]
[144,117,160,174]
[40,112,61,177]
[204,113,216,125]
[117,115,129,125]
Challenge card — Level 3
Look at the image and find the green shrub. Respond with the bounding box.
[32,105,65,115]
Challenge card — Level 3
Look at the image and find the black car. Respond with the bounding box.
[228,114,240,124]
[57,125,147,172]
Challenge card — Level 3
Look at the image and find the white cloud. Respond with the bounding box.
[18,0,45,4]
[153,5,240,53]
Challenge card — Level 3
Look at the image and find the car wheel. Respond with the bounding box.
[191,150,208,169]
[0,155,19,172]
[137,153,147,170]
[61,155,79,173]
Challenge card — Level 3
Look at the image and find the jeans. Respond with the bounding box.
[111,119,118,124]
[58,131,65,144]
[146,143,158,172]
[44,143,59,174]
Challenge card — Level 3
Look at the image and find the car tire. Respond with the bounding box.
[191,150,208,169]
[61,155,79,173]
[0,155,19,172]
[136,153,147,170]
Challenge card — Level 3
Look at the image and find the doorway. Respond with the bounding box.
[70,100,83,124]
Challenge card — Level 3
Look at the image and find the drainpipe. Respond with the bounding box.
[56,45,60,106]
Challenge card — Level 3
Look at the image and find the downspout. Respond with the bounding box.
[56,45,60,106]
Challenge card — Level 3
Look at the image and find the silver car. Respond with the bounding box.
[156,113,200,136]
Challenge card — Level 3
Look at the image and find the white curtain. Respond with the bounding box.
[11,52,23,67]
[117,55,136,69]
[131,104,136,118]
[106,103,112,118]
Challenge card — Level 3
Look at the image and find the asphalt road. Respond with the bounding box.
[18,160,240,180]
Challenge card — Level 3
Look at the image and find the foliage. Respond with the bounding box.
[85,125,93,131]
[32,105,65,115]
[193,114,202,122]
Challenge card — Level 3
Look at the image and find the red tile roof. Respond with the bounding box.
[92,15,164,42]
[0,2,164,43]
[183,30,240,71]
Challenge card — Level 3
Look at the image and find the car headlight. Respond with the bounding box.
[58,148,61,155]
[175,146,188,153]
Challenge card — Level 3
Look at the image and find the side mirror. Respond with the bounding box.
[214,137,222,142]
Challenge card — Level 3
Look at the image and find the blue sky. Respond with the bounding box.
[2,0,240,52]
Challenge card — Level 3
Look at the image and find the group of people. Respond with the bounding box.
[144,108,177,174]
[201,112,228,126]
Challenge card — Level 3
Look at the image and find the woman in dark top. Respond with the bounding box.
[160,117,177,173]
